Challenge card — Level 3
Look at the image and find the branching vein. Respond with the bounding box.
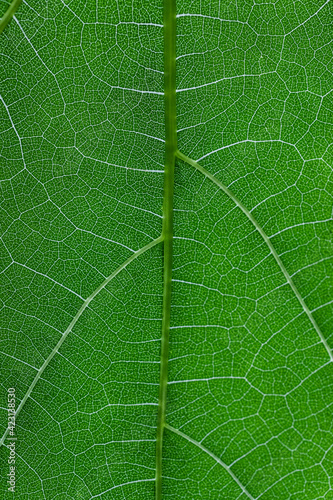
[165,423,256,500]
[0,236,162,447]
[176,149,333,362]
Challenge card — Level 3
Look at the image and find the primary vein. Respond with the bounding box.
[155,0,177,498]
[0,0,22,34]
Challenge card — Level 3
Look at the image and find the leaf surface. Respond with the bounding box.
[0,0,332,499]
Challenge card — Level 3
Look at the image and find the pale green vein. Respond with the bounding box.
[156,0,177,498]
[0,236,162,447]
[165,424,256,500]
[0,0,22,34]
[176,149,333,362]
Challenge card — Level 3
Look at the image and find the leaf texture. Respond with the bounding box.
[0,0,332,499]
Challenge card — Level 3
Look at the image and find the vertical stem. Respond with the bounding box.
[156,0,177,498]
[0,0,22,34]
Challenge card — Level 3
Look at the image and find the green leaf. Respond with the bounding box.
[1,0,332,499]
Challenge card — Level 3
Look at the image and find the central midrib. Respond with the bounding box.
[155,0,177,498]
[154,0,332,494]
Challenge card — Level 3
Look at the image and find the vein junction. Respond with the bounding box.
[155,0,177,498]
[0,236,162,447]
[175,149,332,362]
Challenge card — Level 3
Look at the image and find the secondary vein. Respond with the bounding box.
[155,0,177,498]
[165,424,256,500]
[0,236,162,448]
[176,149,333,362]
